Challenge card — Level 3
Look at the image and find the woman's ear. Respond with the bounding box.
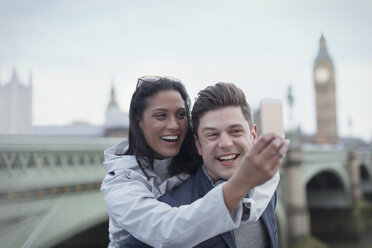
[136,115,143,131]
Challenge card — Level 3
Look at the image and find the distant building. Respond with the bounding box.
[104,84,129,137]
[32,121,104,137]
[313,34,338,144]
[0,68,32,134]
[33,82,129,138]
[253,108,262,136]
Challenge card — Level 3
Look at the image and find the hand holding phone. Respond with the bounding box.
[260,99,284,136]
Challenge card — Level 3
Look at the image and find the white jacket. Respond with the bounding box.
[101,140,279,248]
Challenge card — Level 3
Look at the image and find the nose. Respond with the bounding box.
[218,132,233,149]
[166,116,180,130]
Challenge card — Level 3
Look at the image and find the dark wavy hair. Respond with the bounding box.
[122,77,201,179]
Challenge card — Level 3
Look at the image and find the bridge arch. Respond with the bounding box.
[305,168,352,242]
[303,163,351,205]
[360,163,369,181]
[306,170,348,208]
[360,163,372,200]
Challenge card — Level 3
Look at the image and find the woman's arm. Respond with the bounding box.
[101,171,241,248]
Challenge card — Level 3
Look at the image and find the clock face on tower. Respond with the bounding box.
[315,67,330,84]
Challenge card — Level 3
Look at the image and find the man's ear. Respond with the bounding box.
[194,135,202,156]
[251,124,258,144]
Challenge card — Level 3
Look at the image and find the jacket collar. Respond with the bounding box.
[195,164,227,196]
[194,165,214,197]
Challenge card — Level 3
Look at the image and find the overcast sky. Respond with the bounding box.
[1,0,371,141]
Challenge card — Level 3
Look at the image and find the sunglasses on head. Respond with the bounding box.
[136,76,181,92]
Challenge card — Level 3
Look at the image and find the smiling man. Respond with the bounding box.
[188,82,284,248]
[122,82,288,248]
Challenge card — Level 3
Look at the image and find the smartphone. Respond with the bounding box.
[260,99,284,136]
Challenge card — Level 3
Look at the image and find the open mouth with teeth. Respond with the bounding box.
[217,154,239,161]
[161,135,179,142]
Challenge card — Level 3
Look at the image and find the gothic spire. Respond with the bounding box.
[315,33,331,61]
[108,82,118,108]
[10,67,20,84]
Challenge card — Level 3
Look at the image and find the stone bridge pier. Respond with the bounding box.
[283,144,315,248]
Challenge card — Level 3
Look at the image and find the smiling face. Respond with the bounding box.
[195,106,257,181]
[139,90,187,159]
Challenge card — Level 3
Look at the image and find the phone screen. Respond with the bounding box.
[260,99,284,136]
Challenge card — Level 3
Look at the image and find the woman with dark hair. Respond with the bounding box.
[101,76,282,248]
[123,76,201,178]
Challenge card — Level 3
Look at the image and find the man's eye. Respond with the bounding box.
[207,133,217,137]
[232,129,243,134]
[177,112,186,119]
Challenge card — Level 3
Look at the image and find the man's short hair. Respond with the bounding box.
[191,82,254,137]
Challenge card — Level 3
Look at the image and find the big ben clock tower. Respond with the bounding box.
[313,34,338,144]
